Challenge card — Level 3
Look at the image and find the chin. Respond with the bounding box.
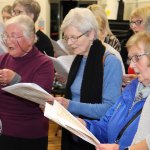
[142,82,149,86]
[9,52,15,57]
[73,51,79,55]
[9,52,19,58]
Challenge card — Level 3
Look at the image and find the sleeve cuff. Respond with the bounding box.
[9,73,21,85]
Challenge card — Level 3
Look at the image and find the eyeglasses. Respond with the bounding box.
[12,10,24,16]
[1,33,24,44]
[129,20,143,27]
[63,31,88,43]
[128,53,150,63]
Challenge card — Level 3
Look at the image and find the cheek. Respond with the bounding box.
[19,38,30,48]
[72,41,88,54]
[137,59,149,71]
[138,26,145,32]
[79,40,91,51]
[137,74,143,82]
[148,59,150,67]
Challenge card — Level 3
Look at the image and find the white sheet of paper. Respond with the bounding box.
[50,55,75,78]
[50,38,70,56]
[2,83,53,106]
[44,101,100,146]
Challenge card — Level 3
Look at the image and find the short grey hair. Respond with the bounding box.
[5,15,37,42]
[61,7,99,39]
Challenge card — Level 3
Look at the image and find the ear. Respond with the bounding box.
[27,33,35,45]
[28,13,34,21]
[88,29,96,40]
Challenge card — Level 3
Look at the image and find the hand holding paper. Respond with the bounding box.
[2,82,100,146]
[44,100,100,146]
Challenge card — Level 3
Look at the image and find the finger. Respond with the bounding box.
[47,98,54,102]
[47,101,54,105]
[0,79,7,85]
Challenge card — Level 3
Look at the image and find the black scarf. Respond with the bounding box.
[65,39,105,118]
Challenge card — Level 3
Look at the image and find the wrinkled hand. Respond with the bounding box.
[0,69,15,86]
[47,95,55,105]
[54,97,70,109]
[95,143,119,150]
[41,95,55,111]
[123,74,137,86]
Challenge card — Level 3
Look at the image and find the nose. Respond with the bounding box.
[12,11,16,17]
[130,24,137,31]
[66,38,73,46]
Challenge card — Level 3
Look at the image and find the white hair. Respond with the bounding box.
[5,15,37,42]
[61,7,99,39]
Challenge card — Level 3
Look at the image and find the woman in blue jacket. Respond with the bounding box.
[83,31,150,150]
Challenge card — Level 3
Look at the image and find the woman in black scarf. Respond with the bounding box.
[48,7,123,150]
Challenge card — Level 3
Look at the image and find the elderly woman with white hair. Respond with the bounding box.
[0,15,54,150]
[48,7,123,150]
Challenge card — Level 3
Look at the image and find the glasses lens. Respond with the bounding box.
[2,33,8,40]
[13,10,23,16]
[130,20,143,27]
[135,20,142,26]
[1,34,7,46]
[62,36,68,42]
[70,36,78,42]
[63,32,87,43]
[63,36,78,43]
[132,55,139,62]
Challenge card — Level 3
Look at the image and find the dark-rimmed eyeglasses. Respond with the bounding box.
[63,31,88,43]
[12,10,24,16]
[129,20,143,27]
[128,53,150,63]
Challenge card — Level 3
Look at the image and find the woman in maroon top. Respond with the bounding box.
[0,15,54,150]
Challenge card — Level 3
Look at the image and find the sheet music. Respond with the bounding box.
[50,55,75,78]
[2,83,53,106]
[44,101,100,146]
